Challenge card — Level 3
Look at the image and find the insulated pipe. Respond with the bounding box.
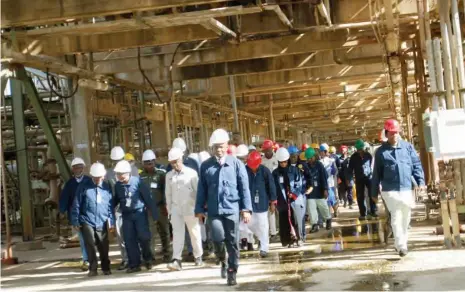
[438,0,456,109]
[451,0,465,108]
[426,40,439,111]
[433,39,447,109]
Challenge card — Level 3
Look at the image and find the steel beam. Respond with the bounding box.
[10,75,34,241]
[16,67,72,181]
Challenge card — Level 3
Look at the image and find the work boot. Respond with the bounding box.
[126,267,141,273]
[195,257,203,267]
[80,261,89,272]
[326,219,332,230]
[167,259,182,271]
[145,262,153,270]
[220,261,228,279]
[349,205,354,209]
[310,224,319,233]
[87,270,98,277]
[259,250,268,258]
[399,249,408,257]
[358,216,367,221]
[227,269,237,286]
[296,240,303,247]
[240,239,247,250]
[103,270,112,276]
[247,242,254,251]
[343,201,347,208]
[117,261,127,271]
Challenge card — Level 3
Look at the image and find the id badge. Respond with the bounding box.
[150,182,158,189]
[125,198,132,208]
[254,190,260,203]
[279,176,284,184]
[314,180,318,187]
[96,192,103,204]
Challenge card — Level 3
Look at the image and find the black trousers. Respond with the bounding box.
[81,224,110,272]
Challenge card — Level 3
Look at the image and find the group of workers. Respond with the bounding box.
[58,118,425,286]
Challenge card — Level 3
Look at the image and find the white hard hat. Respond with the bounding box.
[198,151,211,164]
[89,162,106,177]
[114,160,131,173]
[168,147,184,162]
[142,149,156,161]
[236,144,249,158]
[172,138,187,153]
[110,146,125,161]
[248,145,256,151]
[71,157,85,167]
[320,143,329,151]
[209,129,229,146]
[276,148,290,162]
[188,153,199,163]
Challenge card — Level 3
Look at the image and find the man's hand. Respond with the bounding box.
[161,206,168,217]
[58,212,65,221]
[195,213,206,223]
[72,225,81,232]
[241,211,251,224]
[418,185,427,194]
[323,190,329,199]
[371,197,378,204]
[109,226,116,233]
[269,203,276,213]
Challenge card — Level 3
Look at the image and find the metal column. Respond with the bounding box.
[17,67,71,181]
[10,75,34,241]
[229,76,240,132]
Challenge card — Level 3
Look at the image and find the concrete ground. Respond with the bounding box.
[2,204,464,291]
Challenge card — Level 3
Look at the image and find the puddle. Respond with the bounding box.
[347,274,410,291]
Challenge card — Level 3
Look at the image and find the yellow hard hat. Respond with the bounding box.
[329,146,336,153]
[124,153,135,161]
[299,152,307,161]
[310,143,319,149]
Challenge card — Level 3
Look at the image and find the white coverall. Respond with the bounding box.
[261,154,279,236]
[239,212,270,252]
[166,166,203,261]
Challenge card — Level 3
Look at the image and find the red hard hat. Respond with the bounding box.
[384,119,400,132]
[301,144,309,151]
[340,145,348,152]
[247,151,262,169]
[262,139,274,150]
[227,144,237,155]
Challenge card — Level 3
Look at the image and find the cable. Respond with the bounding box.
[46,68,79,99]
[137,47,163,104]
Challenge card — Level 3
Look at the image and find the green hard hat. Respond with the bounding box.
[355,139,365,150]
[305,148,316,159]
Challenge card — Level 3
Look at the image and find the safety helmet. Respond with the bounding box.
[276,148,290,162]
[110,146,125,161]
[71,157,85,167]
[89,162,106,177]
[355,139,365,150]
[227,144,237,156]
[319,143,329,152]
[310,143,319,149]
[172,137,187,153]
[142,149,156,161]
[209,129,229,146]
[301,144,309,151]
[384,119,400,133]
[262,139,274,150]
[248,145,256,151]
[305,148,316,159]
[124,153,135,161]
[329,146,336,154]
[114,160,131,173]
[198,151,211,164]
[340,145,348,153]
[247,151,262,169]
[236,144,249,158]
[168,147,184,161]
[288,145,299,155]
[299,152,307,161]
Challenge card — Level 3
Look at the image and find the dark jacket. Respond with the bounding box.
[71,179,115,230]
[371,140,425,199]
[246,165,277,213]
[307,160,329,199]
[272,165,304,212]
[348,151,373,181]
[59,175,92,215]
[114,176,158,220]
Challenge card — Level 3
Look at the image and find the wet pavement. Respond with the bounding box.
[2,208,464,291]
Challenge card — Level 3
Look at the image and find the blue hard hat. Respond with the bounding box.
[319,143,329,151]
[288,145,299,155]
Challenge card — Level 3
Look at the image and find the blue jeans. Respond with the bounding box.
[208,213,240,271]
[78,231,88,262]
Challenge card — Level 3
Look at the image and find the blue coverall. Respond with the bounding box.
[59,175,92,262]
[195,155,252,272]
[114,176,158,269]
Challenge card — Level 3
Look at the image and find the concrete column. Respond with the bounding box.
[152,121,169,150]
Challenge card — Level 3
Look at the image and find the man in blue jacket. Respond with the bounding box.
[349,139,377,220]
[113,160,158,273]
[305,148,332,233]
[71,162,115,277]
[372,119,425,257]
[59,157,92,271]
[242,151,277,257]
[195,129,252,286]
